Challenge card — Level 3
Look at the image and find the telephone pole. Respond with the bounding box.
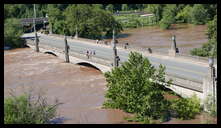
[33,4,39,52]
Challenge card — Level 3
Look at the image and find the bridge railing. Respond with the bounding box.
[44,33,214,64]
[26,39,112,67]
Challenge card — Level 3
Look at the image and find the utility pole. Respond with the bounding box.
[64,35,70,63]
[33,4,39,52]
[112,29,118,67]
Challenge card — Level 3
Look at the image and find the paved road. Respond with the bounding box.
[22,33,210,82]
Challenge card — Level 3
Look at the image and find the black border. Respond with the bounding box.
[2,0,220,128]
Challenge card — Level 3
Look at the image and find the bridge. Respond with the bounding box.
[20,17,48,26]
[22,32,217,104]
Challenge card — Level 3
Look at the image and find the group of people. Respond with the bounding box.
[86,50,96,59]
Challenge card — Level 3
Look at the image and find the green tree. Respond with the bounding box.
[191,15,217,57]
[106,4,114,13]
[103,52,171,121]
[160,4,177,29]
[4,18,24,48]
[147,4,164,23]
[47,4,63,34]
[122,4,129,11]
[190,4,209,25]
[4,92,60,124]
[64,4,122,39]
[175,5,192,23]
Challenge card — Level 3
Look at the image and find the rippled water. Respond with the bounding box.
[4,48,137,124]
[111,24,208,54]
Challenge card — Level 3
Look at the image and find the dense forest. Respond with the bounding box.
[4,4,217,57]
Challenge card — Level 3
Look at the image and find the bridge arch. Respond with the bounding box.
[76,62,101,72]
[44,51,57,57]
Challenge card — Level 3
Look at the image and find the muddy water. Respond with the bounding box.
[4,48,136,124]
[114,24,208,54]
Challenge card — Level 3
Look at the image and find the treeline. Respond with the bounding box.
[4,4,217,57]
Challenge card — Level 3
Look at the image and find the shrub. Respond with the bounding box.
[4,92,60,124]
[4,18,24,48]
[204,95,217,117]
[103,52,172,121]
[170,95,201,120]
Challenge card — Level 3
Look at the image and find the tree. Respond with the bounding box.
[4,18,24,48]
[147,4,164,23]
[122,4,129,11]
[190,4,209,25]
[175,5,192,23]
[64,4,122,39]
[103,52,171,121]
[191,15,217,57]
[47,4,63,34]
[106,4,114,13]
[160,4,177,29]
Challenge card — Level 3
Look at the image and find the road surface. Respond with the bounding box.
[22,33,211,82]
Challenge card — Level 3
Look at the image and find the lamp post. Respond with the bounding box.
[112,29,118,67]
[208,57,215,105]
[33,4,39,52]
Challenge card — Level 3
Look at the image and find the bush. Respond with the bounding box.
[204,95,217,117]
[103,52,172,121]
[4,18,24,48]
[4,92,60,124]
[170,95,201,120]
[190,4,209,25]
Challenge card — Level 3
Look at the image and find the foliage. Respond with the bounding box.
[103,52,172,121]
[204,95,217,117]
[4,92,60,124]
[159,4,177,29]
[106,4,114,13]
[146,4,164,22]
[4,18,24,48]
[190,4,209,25]
[170,95,201,120]
[63,4,122,39]
[175,5,192,23]
[122,4,129,11]
[191,15,217,57]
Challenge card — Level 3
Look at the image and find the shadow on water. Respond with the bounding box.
[116,33,131,39]
[44,51,57,57]
[77,62,101,72]
[50,117,71,124]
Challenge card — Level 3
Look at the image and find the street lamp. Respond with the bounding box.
[208,57,215,105]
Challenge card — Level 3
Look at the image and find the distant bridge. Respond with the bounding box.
[22,33,216,104]
[20,17,48,26]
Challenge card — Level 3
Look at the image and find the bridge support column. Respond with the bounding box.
[168,35,178,57]
[203,67,216,112]
[64,36,70,63]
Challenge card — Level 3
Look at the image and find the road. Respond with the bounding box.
[22,33,210,82]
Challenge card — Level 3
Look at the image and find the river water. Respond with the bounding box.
[4,48,137,124]
[112,24,208,55]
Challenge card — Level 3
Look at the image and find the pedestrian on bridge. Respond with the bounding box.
[86,50,89,59]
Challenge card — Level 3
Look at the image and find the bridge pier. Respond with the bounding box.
[64,36,70,63]
[202,67,216,112]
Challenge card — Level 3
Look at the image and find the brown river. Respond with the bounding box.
[108,24,208,54]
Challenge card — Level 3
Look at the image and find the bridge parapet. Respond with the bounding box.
[44,33,212,65]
